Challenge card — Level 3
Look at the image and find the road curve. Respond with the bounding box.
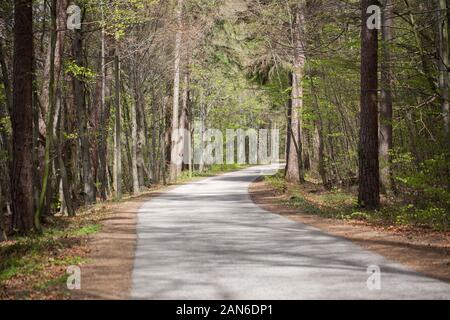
[131,165,450,300]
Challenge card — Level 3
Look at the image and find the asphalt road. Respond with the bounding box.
[131,165,450,299]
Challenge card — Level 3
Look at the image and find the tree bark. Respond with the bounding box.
[72,16,95,206]
[169,0,183,182]
[179,72,189,173]
[98,31,113,201]
[358,0,380,209]
[0,40,12,115]
[56,88,75,216]
[286,6,306,184]
[11,0,34,232]
[380,0,394,193]
[131,81,140,194]
[437,0,450,144]
[35,0,60,229]
[113,47,122,200]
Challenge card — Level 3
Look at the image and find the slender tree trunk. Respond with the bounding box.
[199,98,206,173]
[131,81,140,194]
[161,96,168,185]
[72,17,95,206]
[98,8,108,201]
[38,0,68,130]
[36,0,60,229]
[437,0,450,143]
[0,183,6,240]
[56,89,75,216]
[309,71,329,188]
[286,6,306,184]
[11,0,34,233]
[151,98,158,183]
[380,0,394,193]
[0,26,12,234]
[99,38,113,201]
[131,70,145,191]
[179,72,189,173]
[114,47,122,200]
[169,0,183,182]
[150,96,159,183]
[358,0,380,209]
[0,40,12,115]
[136,86,146,188]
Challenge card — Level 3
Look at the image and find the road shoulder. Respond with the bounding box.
[249,178,450,284]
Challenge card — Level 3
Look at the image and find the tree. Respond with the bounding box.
[358,0,380,209]
[11,0,34,232]
[436,0,449,145]
[169,0,184,183]
[114,44,122,200]
[286,3,306,184]
[379,0,394,192]
[73,3,96,205]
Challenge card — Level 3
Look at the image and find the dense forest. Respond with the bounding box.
[0,0,449,238]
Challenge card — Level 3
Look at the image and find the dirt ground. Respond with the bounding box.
[249,178,450,284]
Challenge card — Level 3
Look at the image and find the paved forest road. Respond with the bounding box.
[132,165,450,299]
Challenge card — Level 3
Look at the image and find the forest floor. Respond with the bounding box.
[0,165,247,300]
[0,188,165,300]
[249,177,450,284]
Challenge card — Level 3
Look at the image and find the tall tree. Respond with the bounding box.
[358,0,380,209]
[130,75,140,194]
[72,3,95,205]
[436,0,449,144]
[285,3,306,184]
[98,7,109,201]
[114,45,122,200]
[169,0,183,182]
[379,0,394,192]
[36,0,58,228]
[11,0,34,232]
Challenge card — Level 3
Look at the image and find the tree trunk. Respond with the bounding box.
[98,31,113,201]
[286,6,306,184]
[0,40,12,115]
[56,89,75,216]
[437,0,450,144]
[380,0,394,193]
[169,0,183,182]
[151,97,159,183]
[179,72,189,173]
[0,182,6,240]
[131,83,140,194]
[113,47,122,200]
[131,70,146,191]
[36,0,60,229]
[358,0,380,209]
[161,96,168,185]
[73,17,95,206]
[11,0,34,233]
[136,87,146,188]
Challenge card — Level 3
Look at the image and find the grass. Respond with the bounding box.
[264,173,449,231]
[0,217,102,299]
